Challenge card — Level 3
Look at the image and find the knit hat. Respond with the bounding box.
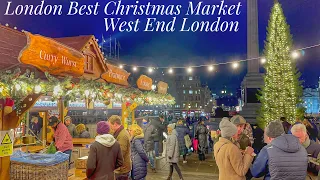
[48,116,59,126]
[76,124,86,134]
[130,124,143,137]
[65,116,72,121]
[97,121,110,135]
[219,117,237,138]
[167,123,176,130]
[230,115,246,125]
[266,120,284,138]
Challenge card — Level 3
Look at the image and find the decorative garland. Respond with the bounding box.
[0,69,175,114]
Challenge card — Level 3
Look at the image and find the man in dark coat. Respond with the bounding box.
[142,117,157,172]
[251,120,308,180]
[151,115,166,158]
[195,120,208,161]
[87,121,123,180]
[292,124,320,178]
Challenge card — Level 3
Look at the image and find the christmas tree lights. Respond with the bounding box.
[258,2,303,127]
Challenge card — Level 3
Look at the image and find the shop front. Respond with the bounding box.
[0,24,174,179]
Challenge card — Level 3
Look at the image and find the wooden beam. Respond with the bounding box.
[3,94,42,130]
[0,94,41,180]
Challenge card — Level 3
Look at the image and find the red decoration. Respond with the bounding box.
[126,102,131,107]
[5,98,14,107]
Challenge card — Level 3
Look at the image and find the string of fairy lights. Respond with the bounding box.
[2,22,320,76]
[111,43,320,74]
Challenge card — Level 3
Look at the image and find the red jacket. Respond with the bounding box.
[54,122,73,152]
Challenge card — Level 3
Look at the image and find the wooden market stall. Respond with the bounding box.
[0,24,174,179]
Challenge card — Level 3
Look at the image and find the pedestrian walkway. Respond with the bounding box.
[146,153,263,180]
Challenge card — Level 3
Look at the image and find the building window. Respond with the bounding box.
[182,84,185,87]
[195,91,198,94]
[85,55,94,73]
[189,90,193,94]
[183,90,186,94]
[189,96,193,101]
[189,76,193,80]
[195,103,198,108]
[183,103,186,108]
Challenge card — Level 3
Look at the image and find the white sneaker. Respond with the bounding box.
[183,161,187,164]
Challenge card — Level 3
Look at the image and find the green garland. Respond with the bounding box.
[0,69,175,114]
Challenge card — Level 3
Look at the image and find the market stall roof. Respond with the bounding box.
[0,25,28,70]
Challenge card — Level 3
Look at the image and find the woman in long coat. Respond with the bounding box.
[166,124,184,180]
[175,120,191,163]
[130,124,149,180]
[195,120,208,161]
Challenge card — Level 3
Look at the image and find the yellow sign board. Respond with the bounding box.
[1,133,12,144]
[0,130,14,157]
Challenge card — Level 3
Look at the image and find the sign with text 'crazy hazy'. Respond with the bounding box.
[101,63,130,86]
[137,75,152,91]
[18,32,85,77]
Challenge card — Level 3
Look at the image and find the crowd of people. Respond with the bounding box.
[214,116,320,180]
[46,112,320,180]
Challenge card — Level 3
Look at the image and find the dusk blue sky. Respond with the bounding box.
[0,0,319,95]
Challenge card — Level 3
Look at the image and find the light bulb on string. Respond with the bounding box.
[132,66,137,71]
[187,67,193,73]
[0,87,3,93]
[34,85,42,94]
[291,51,300,59]
[151,85,156,90]
[208,66,214,71]
[15,84,21,91]
[148,67,153,73]
[260,57,267,64]
[119,64,124,69]
[232,62,239,69]
[53,85,62,96]
[168,68,173,74]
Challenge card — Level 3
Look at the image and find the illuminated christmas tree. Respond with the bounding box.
[258,2,303,127]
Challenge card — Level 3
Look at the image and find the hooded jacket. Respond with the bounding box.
[131,134,148,180]
[251,134,308,180]
[87,134,123,180]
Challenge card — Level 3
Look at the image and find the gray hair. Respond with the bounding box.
[291,124,307,134]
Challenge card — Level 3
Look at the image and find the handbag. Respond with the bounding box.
[184,134,192,148]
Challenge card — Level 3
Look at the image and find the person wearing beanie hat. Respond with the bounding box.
[230,115,253,150]
[87,121,123,180]
[250,120,308,180]
[97,121,110,135]
[129,124,148,180]
[64,116,78,138]
[214,118,254,180]
[166,124,184,180]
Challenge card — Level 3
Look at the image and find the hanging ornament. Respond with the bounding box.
[104,99,111,106]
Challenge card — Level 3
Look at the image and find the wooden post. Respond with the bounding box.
[0,94,41,180]
[58,98,65,123]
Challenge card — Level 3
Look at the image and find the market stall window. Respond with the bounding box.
[85,55,94,73]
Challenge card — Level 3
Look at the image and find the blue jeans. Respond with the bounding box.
[63,149,72,168]
[147,150,156,169]
[154,141,159,157]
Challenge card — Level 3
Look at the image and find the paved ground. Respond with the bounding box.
[146,153,219,180]
[146,153,262,180]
